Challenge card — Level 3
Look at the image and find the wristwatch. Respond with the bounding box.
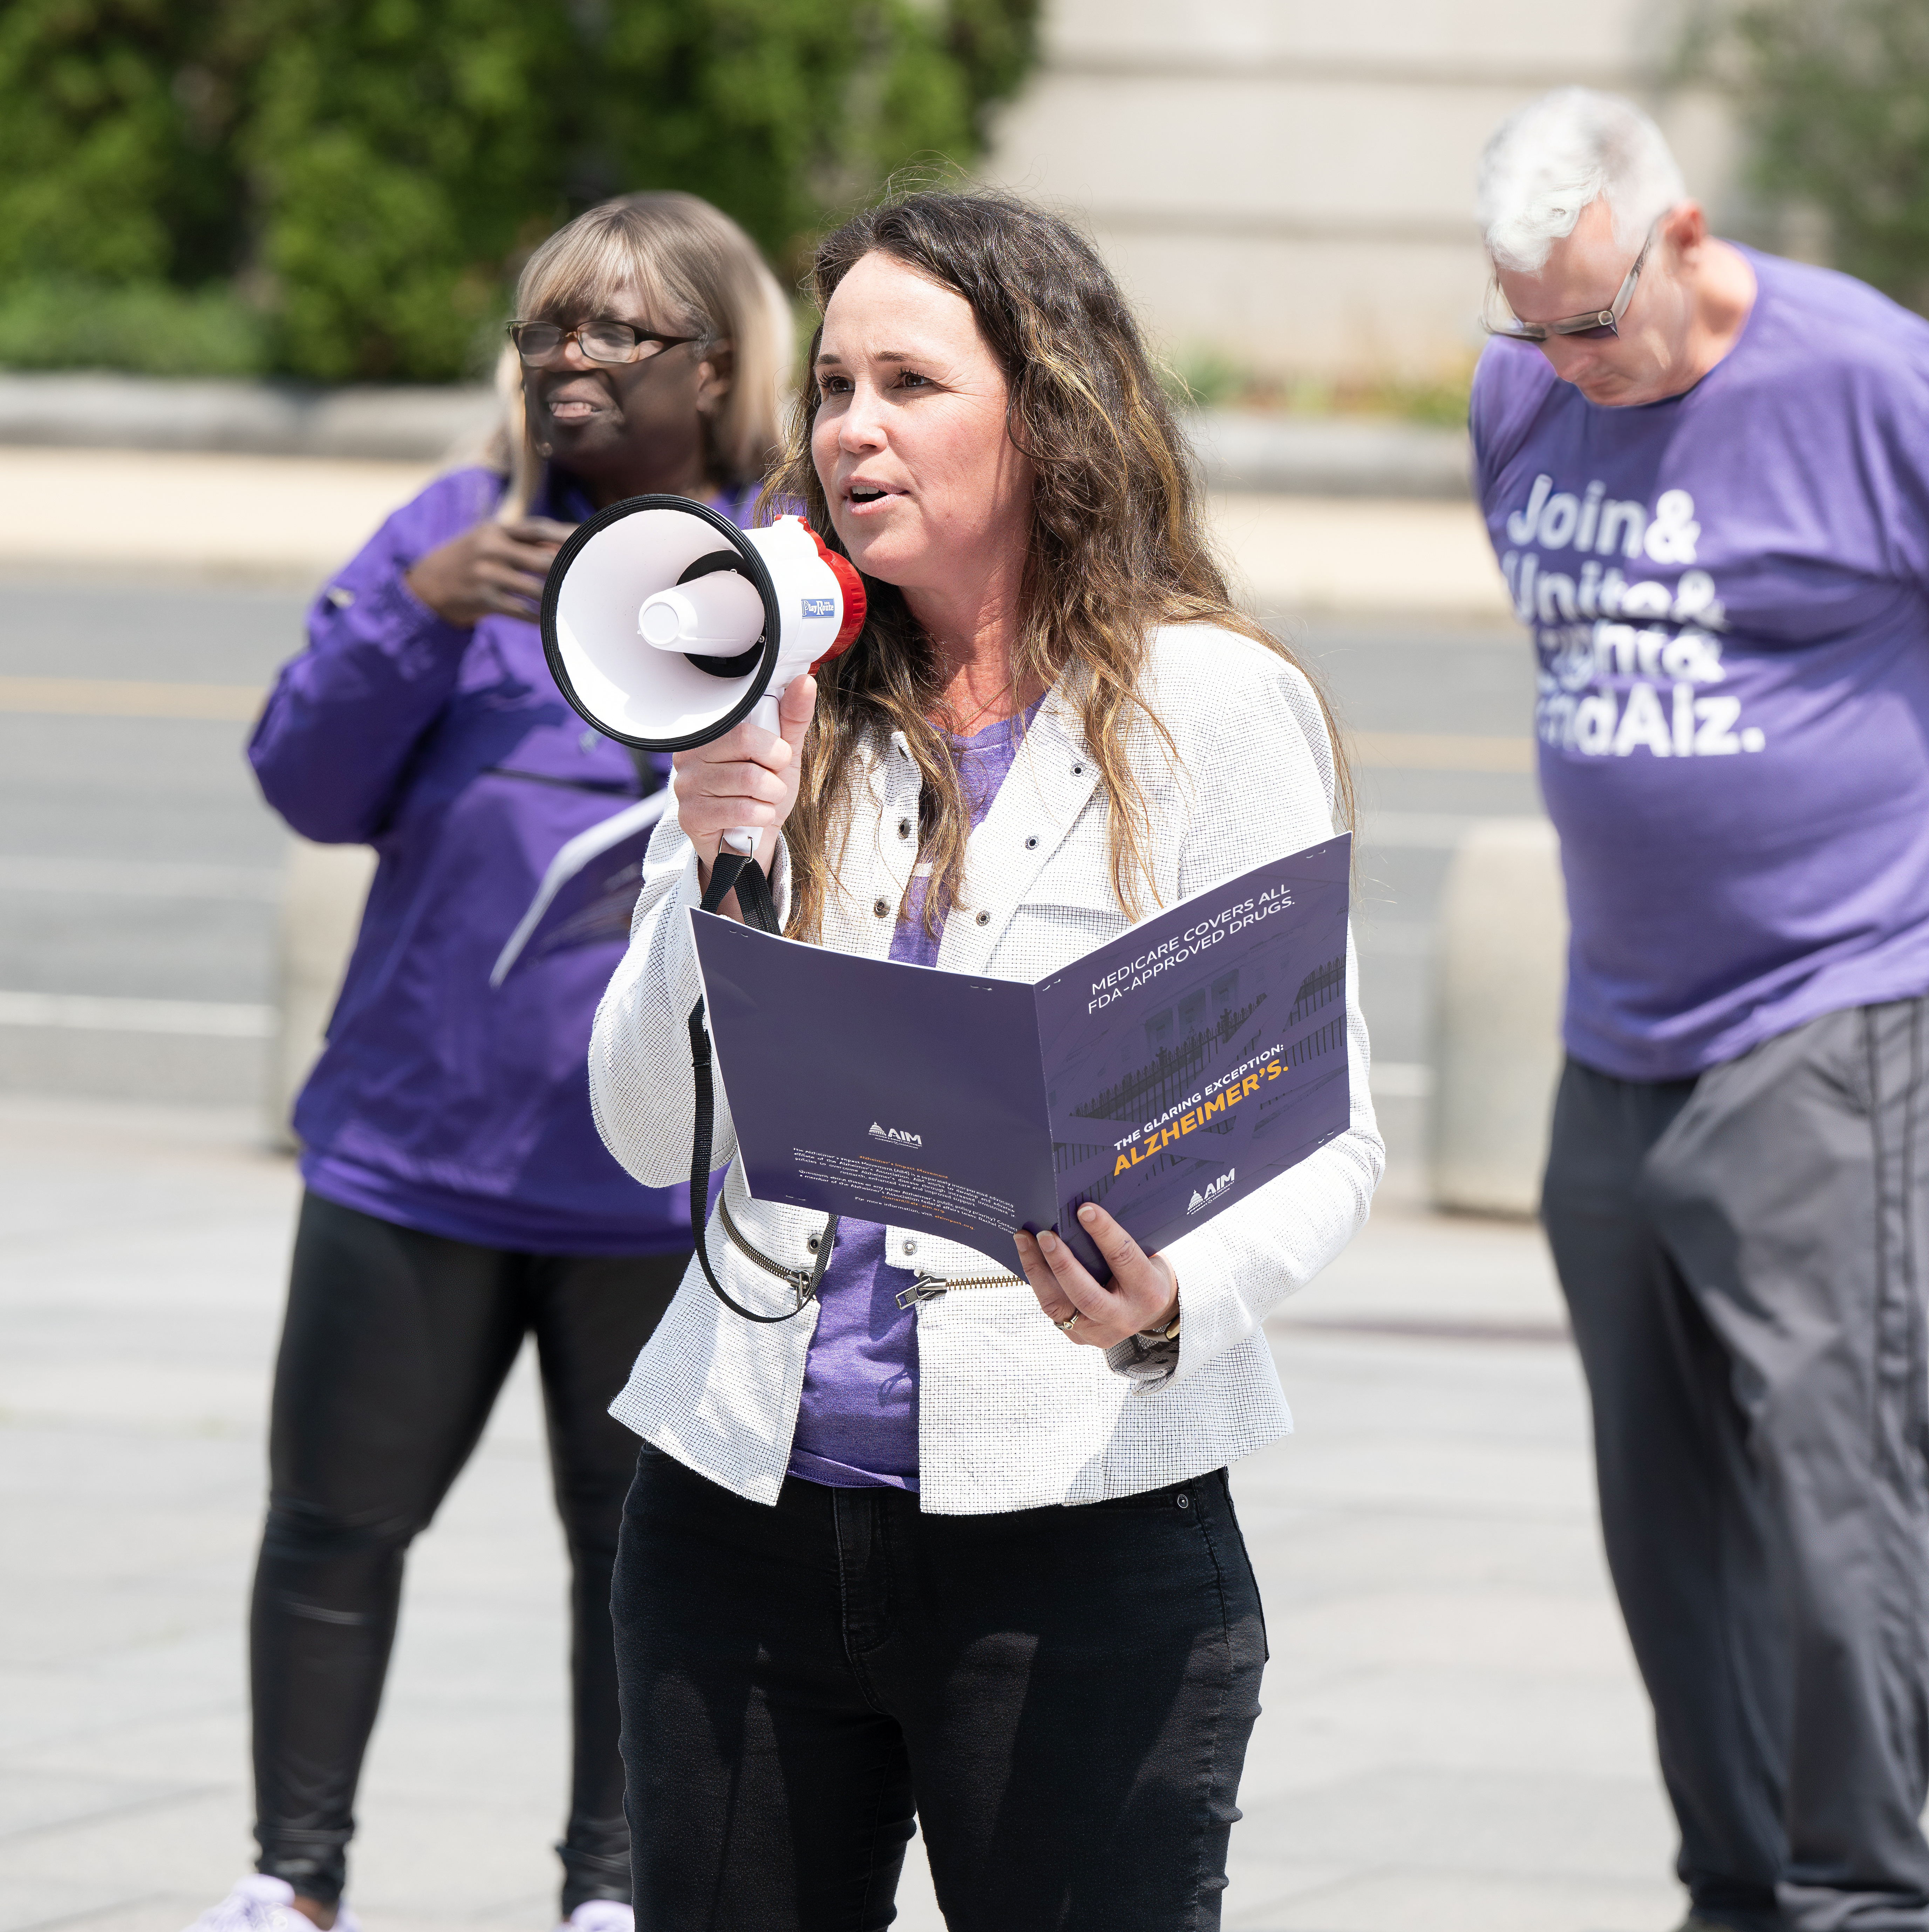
[1139,1308,1181,1344]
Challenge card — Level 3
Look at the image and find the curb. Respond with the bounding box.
[0,372,496,463]
[1190,410,1471,500]
[0,372,1472,497]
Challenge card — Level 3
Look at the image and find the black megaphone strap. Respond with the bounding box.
[687,849,838,1322]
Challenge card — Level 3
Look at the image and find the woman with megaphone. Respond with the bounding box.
[185,195,790,1932]
[587,189,1385,1928]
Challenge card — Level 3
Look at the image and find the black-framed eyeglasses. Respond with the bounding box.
[1481,219,1663,343]
[507,319,703,367]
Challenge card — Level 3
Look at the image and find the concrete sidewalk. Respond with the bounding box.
[0,1092,1679,1932]
[0,376,1472,500]
[0,446,1510,619]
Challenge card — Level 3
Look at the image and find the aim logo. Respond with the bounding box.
[1187,1168,1236,1215]
[870,1121,923,1148]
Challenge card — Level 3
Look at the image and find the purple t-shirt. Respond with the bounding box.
[786,702,1040,1491]
[1472,247,1929,1081]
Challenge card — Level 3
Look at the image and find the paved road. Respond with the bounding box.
[0,575,1539,1139]
[0,579,306,1106]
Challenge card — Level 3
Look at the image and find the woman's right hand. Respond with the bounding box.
[674,675,817,892]
[404,516,577,626]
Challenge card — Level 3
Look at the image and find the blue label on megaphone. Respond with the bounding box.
[801,597,835,619]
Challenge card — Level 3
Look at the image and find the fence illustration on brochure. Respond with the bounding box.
[1500,477,1766,762]
[1049,948,1347,1218]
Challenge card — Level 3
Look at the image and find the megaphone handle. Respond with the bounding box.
[720,694,784,859]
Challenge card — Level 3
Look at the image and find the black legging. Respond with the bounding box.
[251,1190,685,1909]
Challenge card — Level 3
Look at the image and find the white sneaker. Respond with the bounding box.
[557,1905,633,1932]
[180,1878,361,1932]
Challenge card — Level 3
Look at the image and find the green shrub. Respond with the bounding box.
[236,0,579,382]
[0,0,242,289]
[1160,348,1246,410]
[1696,0,1929,312]
[595,0,1038,268]
[0,0,1041,382]
[1154,351,1476,428]
[0,277,268,375]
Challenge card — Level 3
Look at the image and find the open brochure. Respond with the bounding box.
[490,791,672,987]
[691,834,1351,1278]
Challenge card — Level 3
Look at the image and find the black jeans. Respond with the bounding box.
[251,1191,685,1910]
[1543,1002,1929,1932]
[612,1443,1267,1932]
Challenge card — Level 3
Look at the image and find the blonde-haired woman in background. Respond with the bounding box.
[181,193,789,1932]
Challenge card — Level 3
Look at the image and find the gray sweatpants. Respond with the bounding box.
[1542,1001,1929,1932]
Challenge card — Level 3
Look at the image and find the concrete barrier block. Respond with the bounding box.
[1429,818,1568,1218]
[265,838,378,1149]
[0,371,496,460]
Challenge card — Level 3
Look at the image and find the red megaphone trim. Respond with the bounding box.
[804,525,867,672]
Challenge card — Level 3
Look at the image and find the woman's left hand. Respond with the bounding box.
[1015,1203,1179,1350]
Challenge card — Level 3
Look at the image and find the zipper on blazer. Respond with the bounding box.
[717,1196,816,1302]
[896,1271,1023,1311]
[714,1204,1019,1314]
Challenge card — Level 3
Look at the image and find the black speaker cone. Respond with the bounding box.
[677,550,767,677]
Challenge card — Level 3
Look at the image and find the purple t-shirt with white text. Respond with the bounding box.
[1472,247,1929,1080]
[786,703,1041,1491]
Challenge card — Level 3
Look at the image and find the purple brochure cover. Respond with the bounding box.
[1030,834,1352,1275]
[690,833,1351,1279]
[693,918,1059,1254]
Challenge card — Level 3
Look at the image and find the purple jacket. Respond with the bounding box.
[250,464,750,1253]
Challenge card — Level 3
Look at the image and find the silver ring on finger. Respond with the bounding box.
[1056,1311,1080,1333]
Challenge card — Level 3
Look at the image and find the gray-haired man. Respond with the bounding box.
[1471,87,1929,1932]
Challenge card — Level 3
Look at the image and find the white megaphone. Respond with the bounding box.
[541,495,866,859]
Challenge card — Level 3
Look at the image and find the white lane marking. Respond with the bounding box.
[0,676,264,719]
[0,991,275,1037]
[1360,811,1543,850]
[0,856,282,900]
[1355,925,1433,957]
[1369,1061,1433,1098]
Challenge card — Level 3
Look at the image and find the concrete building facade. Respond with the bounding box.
[983,0,1738,387]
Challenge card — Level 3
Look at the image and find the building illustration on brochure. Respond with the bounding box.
[691,833,1351,1279]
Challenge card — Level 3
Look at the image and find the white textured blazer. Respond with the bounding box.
[590,621,1384,1515]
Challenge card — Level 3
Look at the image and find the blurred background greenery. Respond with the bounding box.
[1157,347,1482,429]
[1690,0,1929,316]
[5,0,1927,402]
[0,0,1038,383]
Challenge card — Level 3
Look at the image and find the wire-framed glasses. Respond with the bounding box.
[1481,220,1662,343]
[508,319,703,367]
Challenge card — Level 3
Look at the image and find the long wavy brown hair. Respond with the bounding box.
[769,188,1349,941]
